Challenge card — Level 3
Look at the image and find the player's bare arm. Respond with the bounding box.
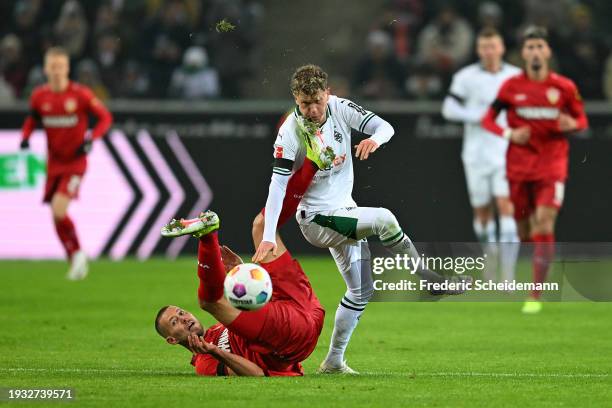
[187,334,264,377]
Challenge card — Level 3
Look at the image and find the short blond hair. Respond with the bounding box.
[290,64,328,97]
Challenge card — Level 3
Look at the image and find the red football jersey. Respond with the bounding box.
[481,71,588,181]
[190,323,304,377]
[21,82,113,176]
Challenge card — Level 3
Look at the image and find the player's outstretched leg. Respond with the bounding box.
[362,207,473,294]
[161,211,240,321]
[161,211,220,238]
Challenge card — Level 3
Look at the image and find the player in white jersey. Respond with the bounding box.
[442,28,521,282]
[253,65,469,374]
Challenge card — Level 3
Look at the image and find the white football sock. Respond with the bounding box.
[499,215,520,282]
[325,295,366,367]
[473,218,497,243]
[324,259,371,367]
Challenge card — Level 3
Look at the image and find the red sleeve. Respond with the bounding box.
[481,80,513,137]
[191,354,225,376]
[21,92,40,140]
[261,158,317,226]
[563,80,588,131]
[81,87,113,139]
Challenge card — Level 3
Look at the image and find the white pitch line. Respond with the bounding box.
[0,368,184,375]
[1,368,608,378]
[361,371,610,379]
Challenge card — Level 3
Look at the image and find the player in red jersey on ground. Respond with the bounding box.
[155,209,325,376]
[481,26,588,313]
[20,47,113,280]
[155,158,323,376]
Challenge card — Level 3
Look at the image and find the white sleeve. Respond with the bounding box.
[262,172,289,244]
[272,122,299,163]
[441,71,485,123]
[337,98,375,132]
[337,98,393,145]
[441,95,487,123]
[362,114,394,146]
[262,122,299,244]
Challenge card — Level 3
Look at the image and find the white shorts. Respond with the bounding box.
[463,163,509,208]
[296,207,374,273]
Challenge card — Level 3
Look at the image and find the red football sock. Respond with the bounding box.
[531,233,555,299]
[54,216,80,260]
[197,231,226,303]
[261,158,318,226]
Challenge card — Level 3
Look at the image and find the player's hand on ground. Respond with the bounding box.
[76,139,93,156]
[188,334,217,354]
[220,245,243,272]
[510,127,530,145]
[252,241,277,263]
[19,139,30,150]
[558,113,578,132]
[354,139,379,160]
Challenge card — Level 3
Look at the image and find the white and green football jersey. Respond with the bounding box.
[273,95,384,212]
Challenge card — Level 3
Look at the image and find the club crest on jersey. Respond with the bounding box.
[334,130,342,142]
[546,88,560,104]
[274,145,284,158]
[64,98,77,113]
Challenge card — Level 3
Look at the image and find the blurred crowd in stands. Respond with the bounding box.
[1,0,612,101]
[0,0,263,101]
[354,0,612,100]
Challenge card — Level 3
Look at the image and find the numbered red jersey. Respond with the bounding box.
[481,71,588,181]
[21,82,112,176]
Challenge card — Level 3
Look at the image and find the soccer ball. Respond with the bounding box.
[224,263,273,311]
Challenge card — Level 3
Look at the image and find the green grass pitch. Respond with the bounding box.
[1,257,611,407]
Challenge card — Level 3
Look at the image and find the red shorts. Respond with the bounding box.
[43,172,84,203]
[510,179,565,220]
[228,251,325,364]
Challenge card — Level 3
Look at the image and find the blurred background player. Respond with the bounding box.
[155,210,324,376]
[442,27,521,283]
[481,26,588,313]
[20,47,113,280]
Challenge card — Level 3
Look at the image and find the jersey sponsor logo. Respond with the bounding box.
[546,87,560,104]
[347,102,368,116]
[217,328,231,352]
[274,145,284,158]
[41,115,78,128]
[516,107,559,120]
[64,98,77,113]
